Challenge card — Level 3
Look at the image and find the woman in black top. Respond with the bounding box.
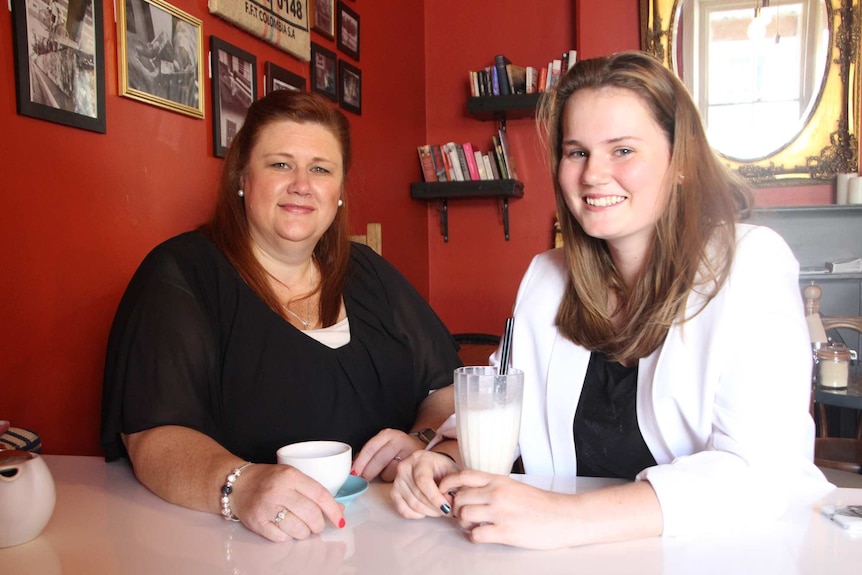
[101,91,460,542]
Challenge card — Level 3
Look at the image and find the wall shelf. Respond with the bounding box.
[410,180,524,242]
[412,94,536,243]
[466,93,542,122]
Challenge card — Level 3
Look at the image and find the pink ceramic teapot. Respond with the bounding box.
[0,450,56,547]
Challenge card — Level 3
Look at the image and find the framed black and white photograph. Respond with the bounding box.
[10,0,107,133]
[117,0,204,118]
[338,60,360,115]
[210,36,257,158]
[310,42,337,102]
[336,2,359,61]
[265,62,305,95]
[311,0,334,40]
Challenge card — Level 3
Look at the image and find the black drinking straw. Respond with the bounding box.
[498,317,514,375]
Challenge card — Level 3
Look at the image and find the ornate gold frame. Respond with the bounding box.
[640,0,859,187]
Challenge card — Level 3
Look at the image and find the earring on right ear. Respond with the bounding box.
[238,189,245,198]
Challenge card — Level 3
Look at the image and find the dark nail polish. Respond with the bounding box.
[440,503,451,515]
[448,490,456,498]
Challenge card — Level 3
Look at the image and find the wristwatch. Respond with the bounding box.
[409,428,436,445]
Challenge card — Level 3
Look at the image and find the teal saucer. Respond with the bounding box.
[335,475,368,506]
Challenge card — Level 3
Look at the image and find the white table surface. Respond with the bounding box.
[2,455,861,575]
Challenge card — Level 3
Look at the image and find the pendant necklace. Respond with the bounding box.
[283,303,311,329]
[272,262,315,330]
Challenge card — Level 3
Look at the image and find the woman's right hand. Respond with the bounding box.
[390,450,460,519]
[233,463,346,543]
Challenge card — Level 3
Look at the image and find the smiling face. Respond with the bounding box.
[558,87,673,263]
[241,119,344,258]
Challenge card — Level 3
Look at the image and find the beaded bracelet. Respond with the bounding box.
[220,462,255,522]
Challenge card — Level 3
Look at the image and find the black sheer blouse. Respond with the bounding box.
[573,352,657,480]
[101,232,461,462]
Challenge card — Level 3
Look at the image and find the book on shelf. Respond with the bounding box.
[537,65,548,93]
[549,59,562,88]
[416,138,517,183]
[497,129,518,180]
[454,143,472,180]
[439,145,455,181]
[474,150,488,180]
[443,142,466,181]
[506,63,527,94]
[468,49,577,98]
[429,144,448,182]
[566,49,577,71]
[525,66,538,94]
[491,135,509,179]
[461,142,482,180]
[483,154,498,180]
[494,54,512,95]
[469,71,479,98]
[417,145,437,182]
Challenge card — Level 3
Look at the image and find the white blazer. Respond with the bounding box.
[505,224,831,536]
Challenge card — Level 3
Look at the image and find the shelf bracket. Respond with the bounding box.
[501,197,511,241]
[437,199,449,242]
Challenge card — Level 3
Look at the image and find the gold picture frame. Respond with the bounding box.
[117,0,205,119]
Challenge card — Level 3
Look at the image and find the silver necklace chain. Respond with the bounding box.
[283,303,311,329]
[267,261,315,330]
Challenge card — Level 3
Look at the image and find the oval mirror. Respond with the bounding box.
[640,0,859,187]
[671,0,830,161]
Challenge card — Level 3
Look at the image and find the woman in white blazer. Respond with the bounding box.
[390,51,830,549]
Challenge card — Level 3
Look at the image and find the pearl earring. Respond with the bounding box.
[337,199,343,207]
[238,189,244,198]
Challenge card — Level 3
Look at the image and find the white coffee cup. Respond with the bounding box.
[276,441,352,495]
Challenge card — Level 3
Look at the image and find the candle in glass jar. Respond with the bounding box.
[816,344,851,389]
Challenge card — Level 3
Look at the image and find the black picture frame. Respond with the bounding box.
[338,60,361,115]
[310,42,337,102]
[210,36,257,158]
[336,2,359,61]
[311,0,335,40]
[265,62,306,95]
[10,0,107,133]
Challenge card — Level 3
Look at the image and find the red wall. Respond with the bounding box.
[0,0,428,455]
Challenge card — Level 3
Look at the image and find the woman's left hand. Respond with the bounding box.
[439,470,577,550]
[351,428,424,482]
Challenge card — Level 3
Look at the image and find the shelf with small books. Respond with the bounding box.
[410,180,524,242]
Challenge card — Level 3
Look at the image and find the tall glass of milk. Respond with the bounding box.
[454,366,524,475]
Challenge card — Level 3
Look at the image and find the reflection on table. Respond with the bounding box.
[1,455,861,575]
[815,364,862,410]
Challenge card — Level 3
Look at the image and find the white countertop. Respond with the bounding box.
[2,455,861,574]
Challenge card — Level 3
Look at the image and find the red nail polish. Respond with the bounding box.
[350,470,358,476]
[338,517,346,529]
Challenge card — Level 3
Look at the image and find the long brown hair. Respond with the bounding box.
[538,51,752,362]
[200,90,352,327]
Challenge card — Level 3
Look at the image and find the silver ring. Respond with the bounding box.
[394,455,403,462]
[274,508,287,524]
